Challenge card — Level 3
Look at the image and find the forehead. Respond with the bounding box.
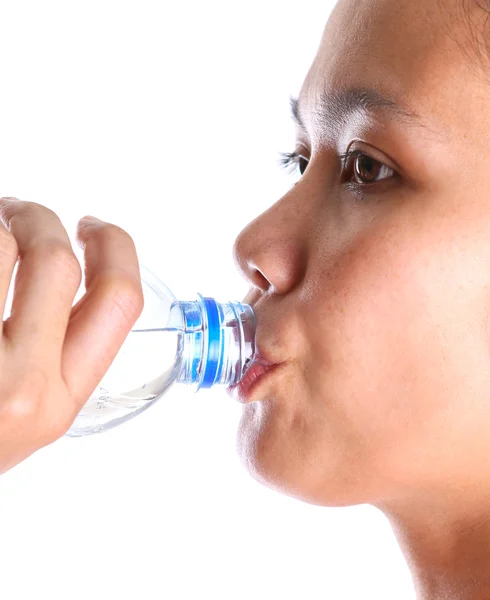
[297,0,490,148]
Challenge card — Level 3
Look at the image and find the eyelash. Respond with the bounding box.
[278,149,396,194]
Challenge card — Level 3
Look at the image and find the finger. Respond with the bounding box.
[0,197,82,362]
[61,216,144,406]
[0,204,20,329]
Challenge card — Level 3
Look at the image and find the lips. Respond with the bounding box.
[227,352,280,403]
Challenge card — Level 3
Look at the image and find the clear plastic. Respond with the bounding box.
[66,265,255,437]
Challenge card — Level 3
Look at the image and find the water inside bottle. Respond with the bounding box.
[69,327,184,435]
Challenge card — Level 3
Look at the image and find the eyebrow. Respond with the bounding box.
[290,87,435,139]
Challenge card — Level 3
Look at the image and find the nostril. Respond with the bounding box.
[251,267,271,292]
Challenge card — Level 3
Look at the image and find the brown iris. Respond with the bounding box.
[353,154,381,184]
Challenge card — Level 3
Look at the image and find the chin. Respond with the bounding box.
[236,401,370,508]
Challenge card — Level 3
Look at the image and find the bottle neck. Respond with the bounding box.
[169,295,255,390]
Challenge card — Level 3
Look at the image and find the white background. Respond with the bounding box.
[0,1,415,598]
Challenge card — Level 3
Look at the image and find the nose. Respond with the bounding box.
[232,190,309,295]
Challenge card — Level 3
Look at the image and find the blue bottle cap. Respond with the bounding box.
[199,295,223,389]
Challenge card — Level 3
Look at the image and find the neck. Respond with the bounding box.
[376,484,490,600]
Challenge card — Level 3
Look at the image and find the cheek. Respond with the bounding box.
[305,212,490,493]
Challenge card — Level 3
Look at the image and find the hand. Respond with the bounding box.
[0,197,144,475]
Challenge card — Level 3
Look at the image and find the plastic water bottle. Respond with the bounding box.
[66,265,255,437]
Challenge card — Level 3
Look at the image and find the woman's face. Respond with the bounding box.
[231,0,490,507]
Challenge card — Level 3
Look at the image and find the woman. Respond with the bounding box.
[2,0,490,597]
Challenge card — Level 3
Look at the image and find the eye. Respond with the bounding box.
[298,155,308,176]
[278,148,396,190]
[278,151,309,176]
[342,150,395,186]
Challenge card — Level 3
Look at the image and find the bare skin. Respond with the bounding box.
[232,0,490,598]
[0,198,144,475]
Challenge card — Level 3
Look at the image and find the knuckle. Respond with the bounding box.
[6,394,40,426]
[40,239,82,281]
[4,368,72,444]
[5,368,48,424]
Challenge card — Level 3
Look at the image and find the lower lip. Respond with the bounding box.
[228,362,279,403]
